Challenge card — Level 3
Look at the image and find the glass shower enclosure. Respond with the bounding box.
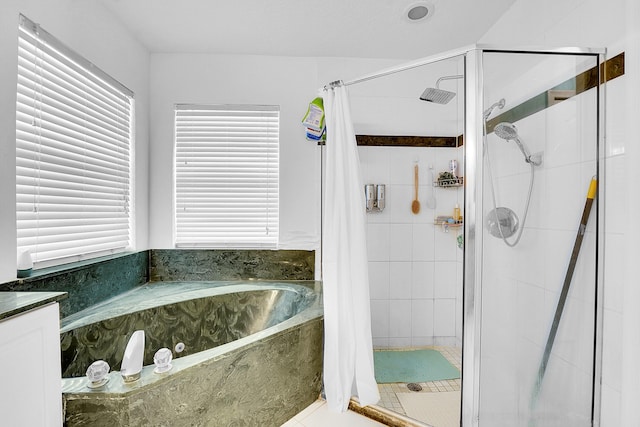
[463,47,604,427]
[320,44,604,426]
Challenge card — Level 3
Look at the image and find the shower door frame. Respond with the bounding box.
[463,45,606,427]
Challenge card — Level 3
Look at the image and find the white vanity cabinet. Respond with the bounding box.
[0,300,63,427]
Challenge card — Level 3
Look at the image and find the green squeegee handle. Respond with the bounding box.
[529,177,598,416]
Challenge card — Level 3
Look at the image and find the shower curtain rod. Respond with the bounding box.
[321,44,476,91]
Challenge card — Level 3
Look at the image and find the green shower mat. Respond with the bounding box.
[373,349,460,384]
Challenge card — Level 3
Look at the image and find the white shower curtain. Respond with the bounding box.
[321,83,380,412]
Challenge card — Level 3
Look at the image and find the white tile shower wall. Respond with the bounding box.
[362,146,463,348]
[479,87,599,422]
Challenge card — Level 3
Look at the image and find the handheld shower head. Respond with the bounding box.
[494,122,519,140]
[493,122,541,166]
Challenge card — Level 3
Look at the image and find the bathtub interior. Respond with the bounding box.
[60,281,319,379]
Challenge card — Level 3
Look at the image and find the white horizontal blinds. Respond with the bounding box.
[175,104,279,248]
[16,15,133,266]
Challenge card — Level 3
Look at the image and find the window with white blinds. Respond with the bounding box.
[174,104,279,248]
[16,14,133,268]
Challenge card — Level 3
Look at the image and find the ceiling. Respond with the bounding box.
[99,0,516,60]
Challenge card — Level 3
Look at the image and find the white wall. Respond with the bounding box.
[0,0,150,283]
[480,0,635,424]
[149,54,325,250]
[621,3,640,425]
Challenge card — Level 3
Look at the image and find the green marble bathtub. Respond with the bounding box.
[61,280,323,426]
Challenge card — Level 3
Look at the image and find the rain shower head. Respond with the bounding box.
[420,87,456,104]
[420,75,463,104]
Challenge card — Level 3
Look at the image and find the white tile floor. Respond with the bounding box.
[281,399,386,427]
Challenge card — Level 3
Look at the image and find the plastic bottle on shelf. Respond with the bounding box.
[453,203,461,222]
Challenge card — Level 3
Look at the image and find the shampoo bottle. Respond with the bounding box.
[453,203,461,222]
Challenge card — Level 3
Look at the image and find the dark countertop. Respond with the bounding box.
[0,291,68,321]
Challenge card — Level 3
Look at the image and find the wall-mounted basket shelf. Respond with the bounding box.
[433,176,464,187]
[435,216,463,232]
[435,220,463,227]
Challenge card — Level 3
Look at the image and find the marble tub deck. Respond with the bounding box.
[0,291,67,320]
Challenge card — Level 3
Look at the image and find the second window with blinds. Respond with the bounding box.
[174,104,279,248]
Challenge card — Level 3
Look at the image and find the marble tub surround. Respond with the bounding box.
[0,291,67,320]
[60,281,319,377]
[0,251,148,318]
[149,249,315,281]
[61,281,323,427]
[63,317,323,427]
[0,249,322,424]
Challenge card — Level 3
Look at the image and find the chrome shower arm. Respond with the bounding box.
[435,74,464,88]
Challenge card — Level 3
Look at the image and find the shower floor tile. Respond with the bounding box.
[375,345,462,417]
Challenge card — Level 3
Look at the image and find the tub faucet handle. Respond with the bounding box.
[86,360,110,388]
[153,348,173,373]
